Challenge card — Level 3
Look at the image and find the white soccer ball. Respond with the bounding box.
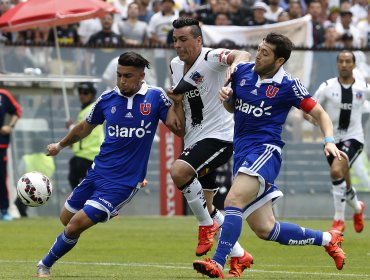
[16,171,53,207]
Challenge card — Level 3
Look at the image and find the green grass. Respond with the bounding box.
[0,216,369,279]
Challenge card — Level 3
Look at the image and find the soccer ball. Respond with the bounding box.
[16,171,53,207]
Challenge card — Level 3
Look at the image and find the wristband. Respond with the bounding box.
[55,142,64,151]
[324,136,335,144]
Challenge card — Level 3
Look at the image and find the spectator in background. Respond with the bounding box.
[245,2,275,26]
[357,8,370,48]
[317,25,342,48]
[307,0,325,47]
[277,10,290,22]
[47,24,80,75]
[335,10,362,48]
[0,0,14,42]
[228,0,251,25]
[324,6,341,28]
[0,88,21,221]
[196,0,231,25]
[118,2,149,45]
[111,0,134,21]
[265,0,284,22]
[287,0,303,20]
[214,12,231,26]
[148,0,178,88]
[65,82,104,191]
[85,13,123,90]
[349,0,368,25]
[135,0,155,23]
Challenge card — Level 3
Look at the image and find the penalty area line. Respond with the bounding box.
[0,260,367,278]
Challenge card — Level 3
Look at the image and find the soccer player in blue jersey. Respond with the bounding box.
[36,51,184,278]
[193,33,346,278]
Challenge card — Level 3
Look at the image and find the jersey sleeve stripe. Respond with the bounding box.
[294,79,310,96]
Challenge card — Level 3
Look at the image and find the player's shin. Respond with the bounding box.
[267,221,323,246]
[41,230,79,268]
[213,207,243,267]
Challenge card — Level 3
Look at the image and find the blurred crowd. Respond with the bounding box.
[1,0,370,49]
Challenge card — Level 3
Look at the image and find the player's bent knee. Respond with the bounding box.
[170,161,194,186]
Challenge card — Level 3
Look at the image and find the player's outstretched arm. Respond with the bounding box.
[225,50,251,85]
[46,120,97,156]
[166,88,186,137]
[307,103,342,160]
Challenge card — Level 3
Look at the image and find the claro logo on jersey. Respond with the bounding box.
[108,120,151,138]
[235,98,272,117]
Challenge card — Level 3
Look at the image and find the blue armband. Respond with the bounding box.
[324,136,335,144]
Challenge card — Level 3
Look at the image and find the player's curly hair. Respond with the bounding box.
[118,52,150,69]
[172,17,202,39]
[264,33,294,64]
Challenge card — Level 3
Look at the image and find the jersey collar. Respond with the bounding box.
[115,81,148,97]
[255,65,285,87]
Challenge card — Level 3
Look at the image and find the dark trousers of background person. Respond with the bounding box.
[0,148,9,211]
[68,156,93,190]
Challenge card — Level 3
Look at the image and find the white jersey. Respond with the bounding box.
[314,77,370,143]
[170,48,234,148]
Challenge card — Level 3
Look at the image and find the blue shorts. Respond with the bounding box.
[64,169,139,222]
[234,144,284,219]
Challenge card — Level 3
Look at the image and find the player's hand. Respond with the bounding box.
[219,87,233,103]
[0,125,12,135]
[167,87,184,104]
[324,142,343,161]
[140,179,148,188]
[224,67,234,86]
[46,143,63,156]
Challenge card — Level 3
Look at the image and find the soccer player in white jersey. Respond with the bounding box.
[193,33,346,278]
[36,52,184,278]
[313,50,367,234]
[167,17,253,277]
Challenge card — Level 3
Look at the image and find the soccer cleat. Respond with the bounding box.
[193,258,224,278]
[1,210,13,221]
[324,230,346,270]
[36,261,51,278]
[353,201,365,233]
[226,250,254,278]
[330,219,345,232]
[196,221,219,256]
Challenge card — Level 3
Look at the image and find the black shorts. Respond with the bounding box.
[178,138,233,191]
[327,139,363,168]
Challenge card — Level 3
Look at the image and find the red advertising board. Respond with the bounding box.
[159,123,183,216]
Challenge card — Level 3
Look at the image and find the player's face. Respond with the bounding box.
[254,41,282,78]
[116,65,145,97]
[337,52,355,80]
[173,26,202,65]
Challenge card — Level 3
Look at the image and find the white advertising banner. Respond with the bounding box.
[201,15,313,87]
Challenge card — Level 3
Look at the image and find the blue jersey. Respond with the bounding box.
[231,62,313,157]
[86,82,171,186]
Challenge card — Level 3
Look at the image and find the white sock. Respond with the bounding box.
[182,178,213,226]
[321,232,332,246]
[211,208,245,257]
[346,186,361,213]
[332,180,346,221]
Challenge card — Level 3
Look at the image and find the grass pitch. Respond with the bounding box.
[0,216,369,279]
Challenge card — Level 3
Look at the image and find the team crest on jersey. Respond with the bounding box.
[355,91,363,99]
[111,106,116,114]
[190,71,204,85]
[140,103,151,115]
[240,79,246,86]
[251,89,257,95]
[266,85,279,98]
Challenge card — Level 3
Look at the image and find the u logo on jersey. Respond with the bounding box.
[140,103,151,115]
[266,85,279,98]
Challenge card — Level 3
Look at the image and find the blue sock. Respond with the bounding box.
[42,230,79,267]
[268,221,323,246]
[213,207,243,267]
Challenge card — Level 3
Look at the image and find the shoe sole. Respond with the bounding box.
[193,262,221,278]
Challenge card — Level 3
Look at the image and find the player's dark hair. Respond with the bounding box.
[264,32,294,64]
[118,52,150,69]
[336,50,356,63]
[172,17,202,39]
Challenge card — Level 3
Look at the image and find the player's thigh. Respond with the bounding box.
[179,138,233,177]
[327,139,363,168]
[225,173,260,209]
